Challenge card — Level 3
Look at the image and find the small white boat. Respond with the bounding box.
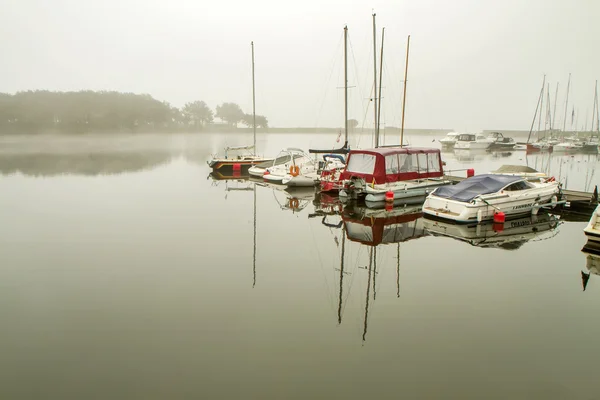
[487,132,516,150]
[263,148,316,184]
[553,141,583,152]
[249,153,303,177]
[584,204,600,244]
[454,133,493,150]
[422,174,560,224]
[439,132,460,148]
[283,154,346,187]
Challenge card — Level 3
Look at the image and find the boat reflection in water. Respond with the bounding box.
[335,202,427,342]
[581,242,600,291]
[422,212,562,250]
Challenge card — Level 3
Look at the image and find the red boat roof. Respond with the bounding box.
[350,147,440,156]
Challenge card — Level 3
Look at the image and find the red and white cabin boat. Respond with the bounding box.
[332,147,451,205]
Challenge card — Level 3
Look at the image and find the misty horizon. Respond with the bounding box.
[2,0,599,132]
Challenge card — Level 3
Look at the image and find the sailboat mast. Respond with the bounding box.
[400,35,411,147]
[251,41,256,151]
[563,73,571,134]
[552,82,559,135]
[372,13,379,147]
[538,81,544,133]
[526,75,545,144]
[595,81,599,135]
[546,83,552,131]
[377,27,385,144]
[344,26,348,146]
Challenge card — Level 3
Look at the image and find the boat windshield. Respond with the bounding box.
[458,134,475,141]
[504,180,535,191]
[347,153,376,174]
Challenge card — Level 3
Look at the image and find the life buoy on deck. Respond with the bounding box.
[289,165,300,177]
[289,198,299,208]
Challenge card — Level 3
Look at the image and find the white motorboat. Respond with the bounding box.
[439,132,460,148]
[249,153,303,177]
[262,148,316,184]
[423,212,561,250]
[584,204,600,244]
[453,133,493,150]
[422,174,561,224]
[487,132,516,150]
[283,154,346,187]
[553,141,583,152]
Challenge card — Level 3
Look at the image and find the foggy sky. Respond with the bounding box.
[2,0,599,132]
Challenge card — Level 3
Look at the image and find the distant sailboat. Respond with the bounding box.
[208,42,273,171]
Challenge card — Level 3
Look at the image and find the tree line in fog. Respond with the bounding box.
[0,91,269,134]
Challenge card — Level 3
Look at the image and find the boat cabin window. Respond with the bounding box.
[398,153,418,173]
[427,152,441,173]
[385,154,400,174]
[346,153,376,174]
[476,135,487,141]
[417,153,428,173]
[504,180,534,191]
[458,134,475,141]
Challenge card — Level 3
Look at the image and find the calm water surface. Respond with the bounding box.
[1,132,599,399]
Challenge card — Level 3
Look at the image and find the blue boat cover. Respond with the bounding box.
[433,174,522,202]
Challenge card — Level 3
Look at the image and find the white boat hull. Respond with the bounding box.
[423,182,560,223]
[584,205,600,243]
[364,179,452,204]
[282,173,317,187]
[454,141,491,150]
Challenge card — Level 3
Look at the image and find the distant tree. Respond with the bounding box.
[215,102,245,127]
[182,101,213,128]
[241,114,268,129]
[348,119,359,129]
[255,115,268,128]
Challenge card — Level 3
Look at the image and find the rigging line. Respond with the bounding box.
[313,32,345,129]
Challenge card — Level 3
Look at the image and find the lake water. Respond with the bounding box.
[1,132,599,399]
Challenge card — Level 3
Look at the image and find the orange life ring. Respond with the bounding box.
[289,198,299,208]
[289,165,300,177]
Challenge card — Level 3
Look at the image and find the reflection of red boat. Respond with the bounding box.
[342,205,427,246]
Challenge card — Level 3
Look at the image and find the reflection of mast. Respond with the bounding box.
[337,224,346,324]
[396,243,400,298]
[373,247,377,300]
[253,183,257,288]
[362,248,374,343]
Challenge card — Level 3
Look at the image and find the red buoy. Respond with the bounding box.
[233,163,241,171]
[493,211,506,223]
[385,190,394,203]
[263,170,270,175]
[385,203,393,212]
[493,222,504,232]
[467,168,475,178]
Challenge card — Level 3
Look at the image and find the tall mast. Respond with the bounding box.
[400,35,411,147]
[552,82,559,135]
[595,80,599,135]
[343,26,349,146]
[372,13,379,147]
[593,80,599,134]
[546,83,552,131]
[538,80,544,133]
[526,75,545,144]
[251,41,256,152]
[377,28,385,145]
[563,73,571,134]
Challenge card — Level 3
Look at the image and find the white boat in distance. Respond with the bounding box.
[454,133,492,150]
[439,132,460,148]
[422,174,560,224]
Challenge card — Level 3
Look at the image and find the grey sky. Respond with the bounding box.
[2,0,599,131]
